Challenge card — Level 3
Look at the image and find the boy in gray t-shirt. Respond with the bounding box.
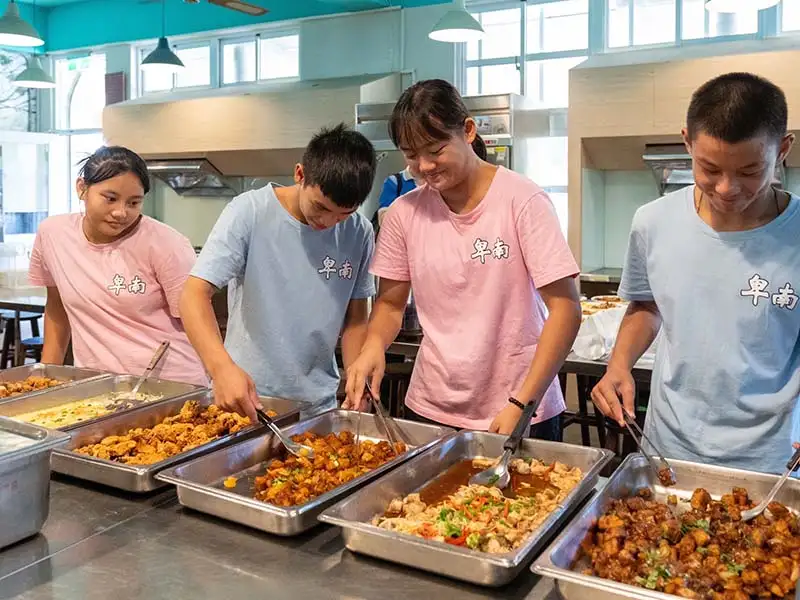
[591,72,800,475]
[180,124,377,421]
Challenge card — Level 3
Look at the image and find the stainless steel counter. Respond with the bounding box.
[0,475,562,600]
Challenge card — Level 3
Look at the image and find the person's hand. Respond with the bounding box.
[211,361,259,422]
[590,364,636,426]
[489,403,523,435]
[343,339,386,411]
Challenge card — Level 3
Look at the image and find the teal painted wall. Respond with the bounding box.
[42,0,449,52]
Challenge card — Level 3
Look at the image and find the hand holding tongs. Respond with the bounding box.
[741,446,800,522]
[623,410,677,488]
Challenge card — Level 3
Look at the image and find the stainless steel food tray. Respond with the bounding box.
[319,430,613,587]
[156,409,454,536]
[0,363,109,402]
[0,374,205,431]
[0,416,70,550]
[533,453,800,600]
[50,391,306,493]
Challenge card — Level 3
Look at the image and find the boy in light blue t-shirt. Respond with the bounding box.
[180,124,377,421]
[591,72,800,475]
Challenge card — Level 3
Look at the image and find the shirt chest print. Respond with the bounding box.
[740,273,798,310]
[317,255,353,281]
[470,237,510,264]
[108,273,147,296]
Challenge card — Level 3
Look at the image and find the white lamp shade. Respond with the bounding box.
[0,1,44,47]
[14,56,54,88]
[429,4,485,43]
[704,0,780,12]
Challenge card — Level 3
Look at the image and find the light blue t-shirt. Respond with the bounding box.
[192,184,375,408]
[620,185,800,475]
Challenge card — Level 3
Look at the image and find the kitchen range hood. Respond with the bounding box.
[146,159,241,197]
[642,142,787,196]
[642,143,694,196]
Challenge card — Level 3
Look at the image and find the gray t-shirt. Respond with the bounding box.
[192,184,375,407]
[620,185,800,474]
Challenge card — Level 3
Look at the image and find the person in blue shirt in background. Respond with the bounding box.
[180,123,377,422]
[590,72,800,475]
[372,134,488,233]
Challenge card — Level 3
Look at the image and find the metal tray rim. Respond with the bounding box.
[530,452,800,599]
[318,430,614,567]
[0,415,71,461]
[156,409,458,518]
[0,365,112,405]
[51,394,305,480]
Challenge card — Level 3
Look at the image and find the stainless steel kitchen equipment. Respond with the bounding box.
[50,391,305,492]
[156,409,453,536]
[0,374,205,432]
[319,431,613,587]
[0,364,109,400]
[741,446,800,522]
[112,341,171,406]
[532,453,800,599]
[0,416,70,550]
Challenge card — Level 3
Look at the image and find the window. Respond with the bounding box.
[527,0,589,53]
[465,1,587,103]
[54,54,106,130]
[682,0,758,40]
[140,43,211,94]
[259,34,300,80]
[0,51,31,132]
[222,39,256,84]
[608,0,676,48]
[782,0,800,32]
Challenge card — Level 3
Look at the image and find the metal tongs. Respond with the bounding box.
[255,408,316,460]
[470,396,545,489]
[623,410,677,488]
[741,446,800,522]
[364,381,406,454]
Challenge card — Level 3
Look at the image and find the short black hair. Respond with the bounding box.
[78,146,150,194]
[686,72,787,144]
[301,123,377,209]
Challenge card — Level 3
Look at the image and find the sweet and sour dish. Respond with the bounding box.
[254,430,405,507]
[583,487,800,599]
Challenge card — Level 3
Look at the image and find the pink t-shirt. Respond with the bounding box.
[29,214,208,386]
[372,167,578,430]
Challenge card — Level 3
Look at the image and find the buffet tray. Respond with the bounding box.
[0,374,204,432]
[156,409,454,536]
[0,416,70,550]
[532,453,800,600]
[50,391,306,493]
[0,363,109,401]
[318,430,613,587]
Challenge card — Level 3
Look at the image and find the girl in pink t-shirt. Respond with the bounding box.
[344,80,581,437]
[28,146,207,386]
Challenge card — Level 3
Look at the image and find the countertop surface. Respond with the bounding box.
[0,476,566,600]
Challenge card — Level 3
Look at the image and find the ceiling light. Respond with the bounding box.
[429,0,485,43]
[141,36,184,72]
[704,0,780,13]
[14,55,54,88]
[0,1,44,47]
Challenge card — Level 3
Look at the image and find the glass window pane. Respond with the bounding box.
[0,142,49,247]
[468,63,520,96]
[140,48,172,93]
[783,0,800,31]
[525,56,585,107]
[222,40,256,84]
[259,35,299,80]
[0,51,30,131]
[466,14,480,60]
[528,0,589,53]
[633,0,676,46]
[56,54,106,131]
[682,0,757,39]
[608,0,631,47]
[70,133,105,213]
[476,8,521,60]
[175,46,210,88]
